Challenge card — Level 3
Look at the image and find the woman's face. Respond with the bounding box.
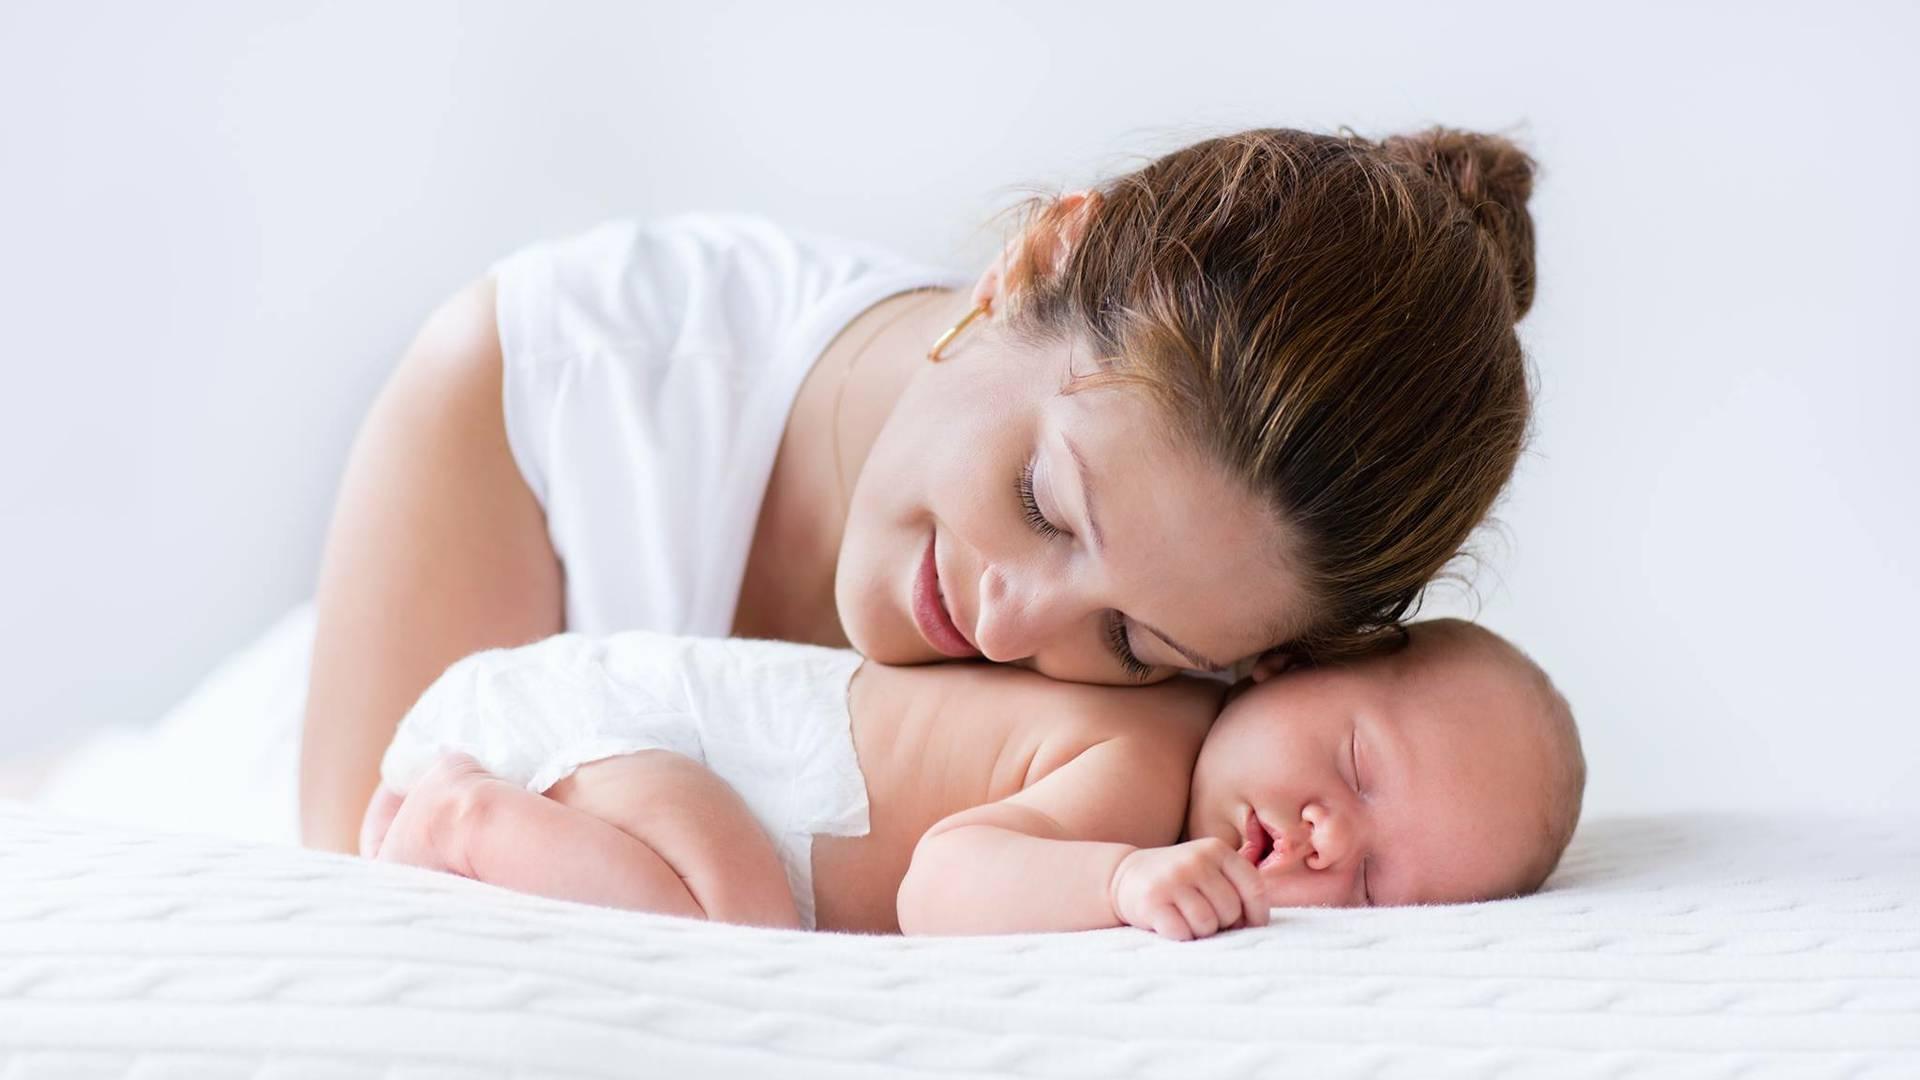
[836,319,1311,686]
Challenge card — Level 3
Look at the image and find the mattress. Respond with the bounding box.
[0,803,1914,1078]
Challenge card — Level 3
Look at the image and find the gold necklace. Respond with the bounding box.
[831,288,945,514]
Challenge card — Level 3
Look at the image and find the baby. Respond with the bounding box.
[362,618,1585,938]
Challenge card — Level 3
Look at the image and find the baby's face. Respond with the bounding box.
[1185,622,1559,908]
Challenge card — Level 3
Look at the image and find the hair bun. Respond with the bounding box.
[1382,127,1537,319]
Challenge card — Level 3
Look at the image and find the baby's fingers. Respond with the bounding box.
[1174,887,1222,939]
[1194,868,1246,931]
[1150,903,1195,942]
[1220,852,1270,928]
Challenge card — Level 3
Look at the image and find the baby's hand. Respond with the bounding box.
[1108,839,1270,941]
[362,752,500,877]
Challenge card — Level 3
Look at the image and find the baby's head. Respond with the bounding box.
[1187,619,1584,907]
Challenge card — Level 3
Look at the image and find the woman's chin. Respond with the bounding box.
[850,626,933,666]
[834,549,946,665]
[843,609,941,667]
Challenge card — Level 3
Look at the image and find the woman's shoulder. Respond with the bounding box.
[488,210,952,366]
[486,212,774,362]
[489,210,931,303]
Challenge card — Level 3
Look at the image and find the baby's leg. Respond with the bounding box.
[543,751,801,929]
[447,771,709,920]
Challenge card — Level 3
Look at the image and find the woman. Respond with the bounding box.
[301,125,1538,854]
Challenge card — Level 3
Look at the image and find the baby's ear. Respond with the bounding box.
[1246,649,1304,684]
[1219,673,1261,708]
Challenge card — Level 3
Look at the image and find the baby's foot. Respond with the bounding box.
[367,752,502,876]
[359,784,406,858]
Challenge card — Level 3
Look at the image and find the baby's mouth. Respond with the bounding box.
[1238,807,1275,868]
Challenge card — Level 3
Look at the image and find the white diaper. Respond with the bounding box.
[380,631,869,929]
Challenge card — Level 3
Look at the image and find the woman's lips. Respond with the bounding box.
[912,530,980,659]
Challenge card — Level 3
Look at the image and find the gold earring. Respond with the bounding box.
[928,302,990,363]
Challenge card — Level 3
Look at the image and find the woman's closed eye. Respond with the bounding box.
[1016,461,1066,539]
[1349,731,1364,796]
[1104,611,1154,681]
[1017,460,1152,680]
[1350,732,1374,906]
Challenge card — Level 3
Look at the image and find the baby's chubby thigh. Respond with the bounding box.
[380,631,807,926]
[544,751,801,929]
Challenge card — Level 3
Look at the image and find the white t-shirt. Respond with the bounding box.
[491,212,968,637]
[32,213,966,845]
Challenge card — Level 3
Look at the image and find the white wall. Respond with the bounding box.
[3,1,1915,817]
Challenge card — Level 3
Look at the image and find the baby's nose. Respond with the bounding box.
[1269,820,1312,868]
[1299,801,1347,870]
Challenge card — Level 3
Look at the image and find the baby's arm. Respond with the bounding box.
[365,751,800,928]
[896,735,1268,940]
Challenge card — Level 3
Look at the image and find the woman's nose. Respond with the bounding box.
[972,557,1130,681]
[973,562,1062,662]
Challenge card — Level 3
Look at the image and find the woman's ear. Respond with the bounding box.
[972,189,1103,315]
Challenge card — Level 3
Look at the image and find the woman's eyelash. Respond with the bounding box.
[1016,462,1065,538]
[1105,611,1154,681]
[1016,460,1144,681]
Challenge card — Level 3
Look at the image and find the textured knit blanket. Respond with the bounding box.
[1,803,1915,1078]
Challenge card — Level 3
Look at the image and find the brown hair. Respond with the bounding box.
[997,126,1537,661]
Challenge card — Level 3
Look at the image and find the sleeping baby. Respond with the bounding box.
[361,618,1586,938]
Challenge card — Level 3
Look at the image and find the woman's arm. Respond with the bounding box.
[300,277,565,853]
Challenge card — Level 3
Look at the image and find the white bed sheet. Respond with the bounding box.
[1,801,1915,1079]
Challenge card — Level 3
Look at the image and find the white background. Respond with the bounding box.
[2,2,1915,818]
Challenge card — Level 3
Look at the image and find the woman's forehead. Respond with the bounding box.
[1047,389,1306,663]
[1046,380,1186,461]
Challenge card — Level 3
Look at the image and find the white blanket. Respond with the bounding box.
[1,802,1914,1078]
